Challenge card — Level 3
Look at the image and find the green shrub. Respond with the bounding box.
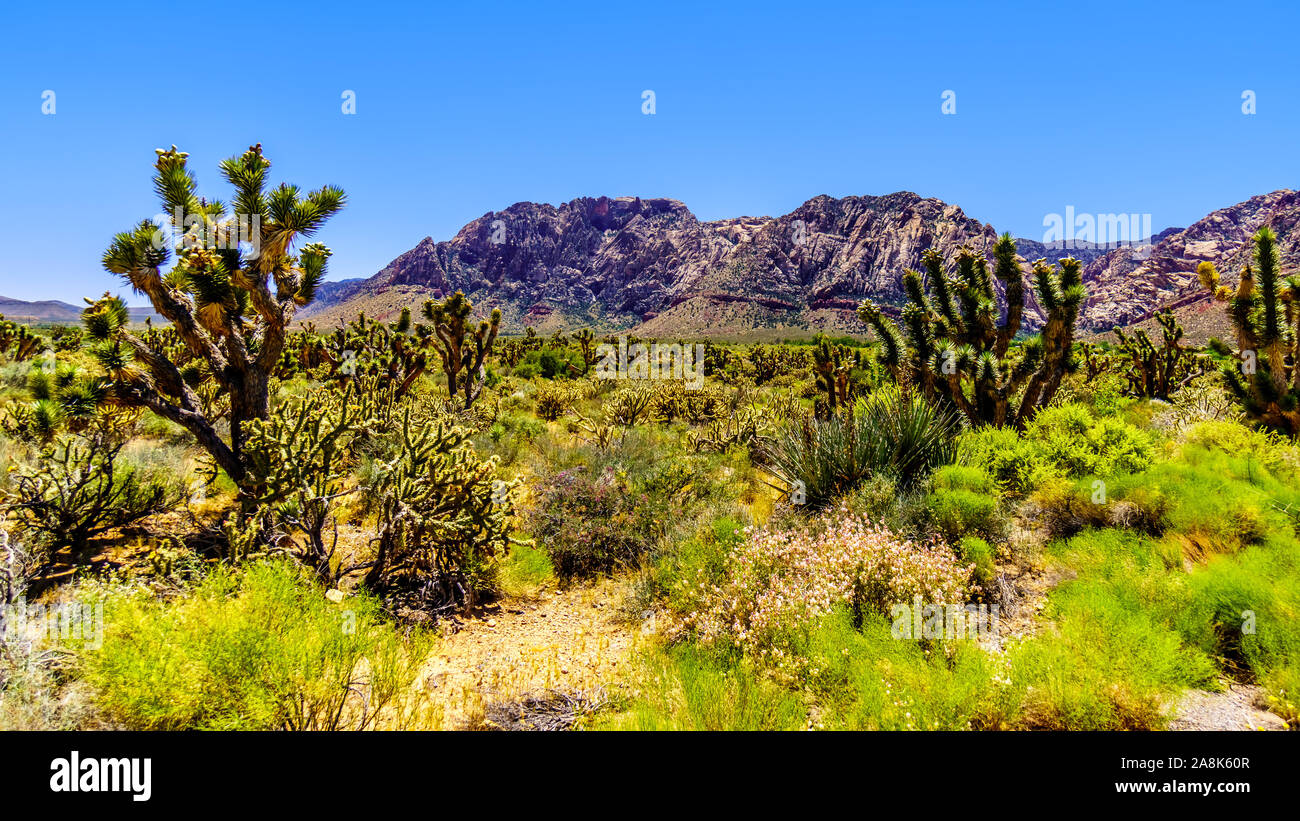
[1011,531,1218,729]
[531,455,719,582]
[600,645,807,731]
[796,608,1012,730]
[764,387,957,508]
[955,425,1050,493]
[958,536,996,588]
[928,487,1001,544]
[79,561,436,730]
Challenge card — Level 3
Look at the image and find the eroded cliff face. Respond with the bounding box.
[305,189,1299,338]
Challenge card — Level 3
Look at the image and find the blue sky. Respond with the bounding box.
[1,0,1296,304]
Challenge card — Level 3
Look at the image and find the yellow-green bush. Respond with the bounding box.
[78,561,436,730]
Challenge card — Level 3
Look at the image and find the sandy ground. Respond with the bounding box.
[419,578,637,729]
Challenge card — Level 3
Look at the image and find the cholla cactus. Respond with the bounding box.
[423,291,501,409]
[650,382,724,425]
[535,382,576,421]
[687,402,770,453]
[857,234,1084,428]
[1113,309,1206,400]
[747,344,808,385]
[363,409,513,614]
[1199,226,1300,434]
[604,383,655,427]
[85,143,345,483]
[240,387,370,582]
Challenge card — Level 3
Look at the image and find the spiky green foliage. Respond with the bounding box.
[88,144,345,482]
[363,409,513,613]
[604,383,656,427]
[1076,341,1113,383]
[573,328,597,375]
[2,359,113,442]
[763,387,958,508]
[1113,309,1206,400]
[857,235,1084,428]
[746,344,809,385]
[423,291,502,409]
[1200,227,1300,434]
[687,401,771,454]
[325,310,434,398]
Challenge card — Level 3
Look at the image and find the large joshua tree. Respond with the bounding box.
[84,144,344,482]
[1199,226,1300,434]
[857,234,1084,428]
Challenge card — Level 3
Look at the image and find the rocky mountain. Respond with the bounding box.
[1078,190,1300,333]
[304,189,1300,341]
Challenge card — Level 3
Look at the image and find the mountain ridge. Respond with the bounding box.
[302,189,1298,340]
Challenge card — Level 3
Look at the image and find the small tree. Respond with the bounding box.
[84,144,344,483]
[422,291,501,408]
[1199,226,1300,434]
[574,328,597,375]
[811,336,858,419]
[858,235,1084,428]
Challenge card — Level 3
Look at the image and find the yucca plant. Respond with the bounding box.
[763,387,957,509]
[83,143,345,484]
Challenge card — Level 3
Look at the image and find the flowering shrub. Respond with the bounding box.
[682,511,971,668]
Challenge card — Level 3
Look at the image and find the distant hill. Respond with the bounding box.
[0,295,161,325]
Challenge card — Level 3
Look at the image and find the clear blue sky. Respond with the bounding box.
[1,0,1296,304]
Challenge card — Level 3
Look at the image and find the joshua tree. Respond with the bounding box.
[574,328,597,375]
[857,234,1084,428]
[811,336,857,418]
[1199,226,1300,434]
[0,315,45,362]
[326,308,433,399]
[422,291,501,408]
[1112,309,1205,400]
[83,144,345,483]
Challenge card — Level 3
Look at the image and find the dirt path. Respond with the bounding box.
[420,578,637,729]
[1169,682,1289,731]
